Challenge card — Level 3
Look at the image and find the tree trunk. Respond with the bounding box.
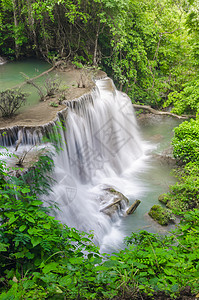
[12,0,20,59]
[27,0,39,56]
[93,21,100,66]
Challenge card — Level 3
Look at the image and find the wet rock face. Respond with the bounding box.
[148,204,175,226]
[100,188,129,217]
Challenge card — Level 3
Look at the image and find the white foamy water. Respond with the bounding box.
[47,77,152,250]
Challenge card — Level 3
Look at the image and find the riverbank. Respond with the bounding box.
[0,66,106,129]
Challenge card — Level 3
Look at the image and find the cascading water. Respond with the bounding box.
[0,77,150,252]
[46,77,149,251]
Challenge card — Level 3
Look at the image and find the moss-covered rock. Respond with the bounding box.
[158,193,168,205]
[148,205,175,226]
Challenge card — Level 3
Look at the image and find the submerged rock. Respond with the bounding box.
[150,134,163,142]
[148,204,175,226]
[152,153,176,166]
[100,188,129,217]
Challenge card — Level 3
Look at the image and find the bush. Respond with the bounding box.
[163,118,199,213]
[163,78,199,116]
[164,162,199,213]
[0,89,27,117]
[172,119,199,163]
[122,211,199,298]
[0,152,106,300]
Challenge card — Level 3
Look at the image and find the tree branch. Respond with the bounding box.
[133,104,195,119]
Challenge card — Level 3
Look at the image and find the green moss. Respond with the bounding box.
[158,194,168,205]
[108,188,117,193]
[148,205,175,226]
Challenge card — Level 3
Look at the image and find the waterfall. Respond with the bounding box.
[0,77,149,252]
[47,77,148,251]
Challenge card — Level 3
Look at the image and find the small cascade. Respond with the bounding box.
[0,77,149,251]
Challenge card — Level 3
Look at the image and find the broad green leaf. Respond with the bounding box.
[42,262,59,274]
[30,200,43,206]
[19,225,26,232]
[43,223,51,229]
[31,236,42,247]
[21,187,30,194]
[26,216,35,223]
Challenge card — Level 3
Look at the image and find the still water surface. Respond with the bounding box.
[0,59,73,110]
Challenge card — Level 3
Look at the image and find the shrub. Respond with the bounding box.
[0,89,27,117]
[164,162,199,213]
[44,75,61,97]
[0,151,106,300]
[163,78,199,116]
[172,119,199,163]
[49,101,58,107]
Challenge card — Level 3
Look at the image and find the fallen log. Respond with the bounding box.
[12,66,55,90]
[133,104,195,120]
[126,199,141,215]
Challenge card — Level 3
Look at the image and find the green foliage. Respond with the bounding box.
[163,117,199,214]
[163,162,199,213]
[0,146,199,299]
[49,101,58,107]
[0,152,107,300]
[1,0,198,111]
[121,212,199,297]
[0,89,27,117]
[164,78,199,116]
[172,119,199,163]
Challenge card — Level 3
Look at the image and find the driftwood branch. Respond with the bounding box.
[16,144,35,166]
[15,131,23,151]
[12,66,55,90]
[133,104,194,119]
